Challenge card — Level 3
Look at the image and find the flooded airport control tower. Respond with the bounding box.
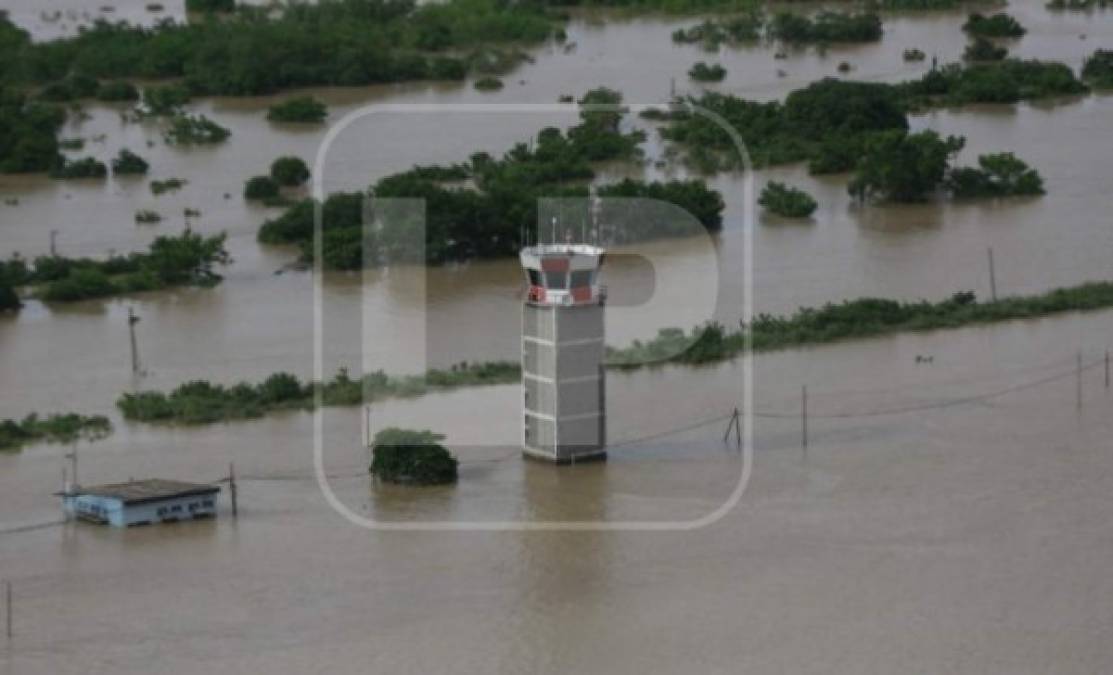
[520,239,607,463]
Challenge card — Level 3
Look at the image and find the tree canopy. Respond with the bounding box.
[848,130,965,203]
[370,428,458,486]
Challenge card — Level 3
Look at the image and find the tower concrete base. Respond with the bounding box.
[522,446,608,465]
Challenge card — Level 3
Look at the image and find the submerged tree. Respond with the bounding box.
[270,156,310,187]
[370,428,458,485]
[759,181,818,218]
[849,130,965,203]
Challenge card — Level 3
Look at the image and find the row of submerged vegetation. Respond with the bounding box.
[607,281,1113,367]
[0,413,111,451]
[114,279,1113,427]
[257,88,725,270]
[116,362,520,424]
[0,231,229,306]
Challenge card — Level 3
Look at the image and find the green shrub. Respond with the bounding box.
[964,37,1007,62]
[270,156,310,186]
[688,62,727,82]
[474,76,504,91]
[0,89,64,173]
[266,96,327,123]
[111,148,149,175]
[903,48,926,62]
[848,130,965,203]
[963,12,1026,38]
[135,209,162,224]
[50,156,107,179]
[759,181,817,218]
[947,152,1044,198]
[1082,49,1113,88]
[42,267,116,301]
[244,175,280,201]
[769,11,883,43]
[150,177,186,194]
[164,114,230,145]
[370,428,457,485]
[672,14,763,49]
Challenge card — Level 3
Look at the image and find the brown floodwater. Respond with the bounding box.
[3,3,1113,672]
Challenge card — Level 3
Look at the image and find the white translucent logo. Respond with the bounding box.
[312,102,753,530]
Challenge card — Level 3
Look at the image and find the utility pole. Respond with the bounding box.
[64,442,78,490]
[229,462,238,519]
[127,307,141,375]
[49,229,58,257]
[365,405,372,448]
[1105,350,1109,391]
[987,247,997,302]
[802,386,809,452]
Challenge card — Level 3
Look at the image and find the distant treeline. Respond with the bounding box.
[0,231,229,305]
[258,89,725,269]
[0,0,560,96]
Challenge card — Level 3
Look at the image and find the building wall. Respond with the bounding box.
[64,493,218,527]
[522,303,606,462]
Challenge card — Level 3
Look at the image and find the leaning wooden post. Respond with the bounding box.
[987,247,998,302]
[229,462,238,519]
[734,407,741,448]
[722,408,738,443]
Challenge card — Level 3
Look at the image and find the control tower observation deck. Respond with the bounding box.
[519,243,607,464]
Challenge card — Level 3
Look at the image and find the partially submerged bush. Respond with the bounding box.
[164,114,230,145]
[244,175,280,201]
[270,156,310,186]
[963,12,1026,38]
[266,96,327,123]
[370,428,458,486]
[1082,49,1113,88]
[759,181,817,218]
[474,76,504,91]
[111,148,149,175]
[947,152,1045,198]
[51,156,107,179]
[688,62,727,82]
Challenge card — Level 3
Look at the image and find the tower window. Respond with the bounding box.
[545,271,568,289]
